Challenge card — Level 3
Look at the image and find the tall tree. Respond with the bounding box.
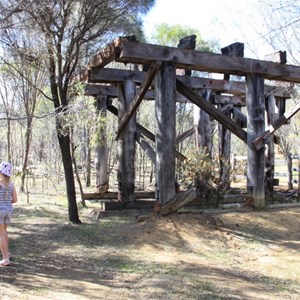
[0,0,155,223]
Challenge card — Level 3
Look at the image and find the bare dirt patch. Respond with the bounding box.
[1,198,300,300]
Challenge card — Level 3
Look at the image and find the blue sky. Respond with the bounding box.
[142,0,272,59]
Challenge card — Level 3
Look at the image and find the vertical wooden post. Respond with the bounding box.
[155,61,176,205]
[218,106,231,189]
[246,74,266,208]
[288,153,293,189]
[218,42,244,188]
[95,95,109,192]
[117,81,136,202]
[265,94,276,199]
[194,89,213,157]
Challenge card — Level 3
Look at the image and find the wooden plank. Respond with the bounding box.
[176,127,194,144]
[213,95,246,106]
[88,67,291,98]
[116,61,161,140]
[253,100,300,150]
[117,81,137,202]
[246,74,265,209]
[264,51,287,64]
[83,191,155,200]
[176,79,248,143]
[155,62,176,205]
[118,41,300,83]
[265,94,276,198]
[232,107,247,128]
[89,36,138,68]
[221,42,244,80]
[160,188,198,215]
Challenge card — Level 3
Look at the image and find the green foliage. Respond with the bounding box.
[150,23,213,51]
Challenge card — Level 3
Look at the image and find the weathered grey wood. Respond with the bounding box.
[218,103,232,189]
[232,107,247,128]
[155,62,176,204]
[221,42,244,80]
[194,90,213,156]
[253,100,300,149]
[176,79,248,143]
[177,35,196,76]
[218,43,244,190]
[88,67,291,98]
[160,188,198,215]
[107,103,186,161]
[83,191,155,200]
[117,81,136,202]
[214,95,246,106]
[246,74,265,209]
[116,61,161,139]
[95,96,109,191]
[265,94,276,199]
[176,127,194,144]
[118,41,300,83]
[264,51,287,64]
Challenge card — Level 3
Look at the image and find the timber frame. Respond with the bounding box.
[77,35,300,211]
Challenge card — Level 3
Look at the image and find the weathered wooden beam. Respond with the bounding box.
[155,62,176,204]
[88,67,291,98]
[221,42,244,57]
[213,94,246,106]
[253,100,300,150]
[83,191,155,200]
[264,51,287,64]
[176,127,194,144]
[160,188,198,215]
[107,103,186,161]
[221,42,244,80]
[117,41,300,83]
[246,74,265,209]
[265,94,276,198]
[89,35,138,68]
[85,84,118,97]
[232,107,247,128]
[116,61,161,140]
[176,79,247,143]
[117,81,137,202]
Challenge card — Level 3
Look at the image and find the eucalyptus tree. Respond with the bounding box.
[0,0,155,223]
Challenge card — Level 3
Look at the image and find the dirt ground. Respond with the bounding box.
[0,196,300,300]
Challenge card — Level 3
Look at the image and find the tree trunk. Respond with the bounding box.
[20,116,33,193]
[95,96,109,191]
[57,132,81,224]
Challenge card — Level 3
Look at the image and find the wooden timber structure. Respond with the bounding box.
[77,35,300,212]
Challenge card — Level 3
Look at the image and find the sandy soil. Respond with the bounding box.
[0,200,300,300]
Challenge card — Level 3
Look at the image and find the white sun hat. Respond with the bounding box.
[0,162,12,177]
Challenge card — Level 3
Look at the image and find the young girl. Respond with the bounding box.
[0,162,17,267]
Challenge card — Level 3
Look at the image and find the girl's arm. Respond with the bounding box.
[12,187,18,203]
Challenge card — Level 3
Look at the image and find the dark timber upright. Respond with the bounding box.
[117,81,136,202]
[265,94,276,199]
[246,74,265,208]
[155,61,176,204]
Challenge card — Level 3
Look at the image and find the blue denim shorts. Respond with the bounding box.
[0,210,12,225]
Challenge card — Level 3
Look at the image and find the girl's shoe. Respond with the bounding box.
[0,258,10,266]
